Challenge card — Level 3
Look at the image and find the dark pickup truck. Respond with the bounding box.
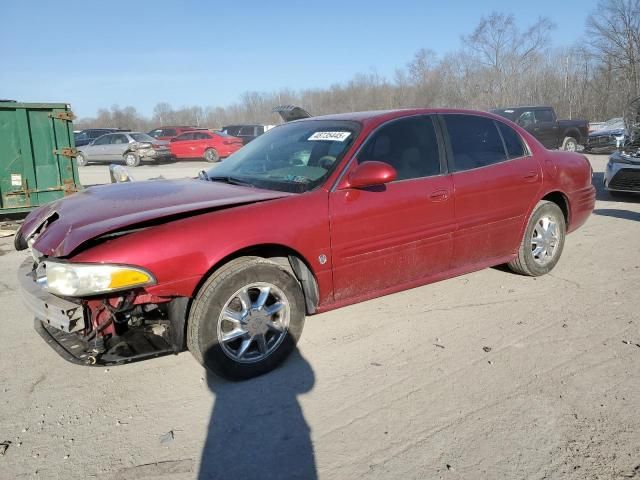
[491,106,589,152]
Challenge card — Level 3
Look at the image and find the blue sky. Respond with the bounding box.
[1,0,598,118]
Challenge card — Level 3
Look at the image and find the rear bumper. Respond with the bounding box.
[139,148,172,159]
[567,185,596,233]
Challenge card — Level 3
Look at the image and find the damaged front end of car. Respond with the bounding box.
[14,177,294,366]
[604,96,640,194]
[17,248,189,366]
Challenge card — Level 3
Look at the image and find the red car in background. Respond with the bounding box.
[170,130,243,162]
[148,126,207,141]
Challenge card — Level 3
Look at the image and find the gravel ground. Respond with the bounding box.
[0,154,638,480]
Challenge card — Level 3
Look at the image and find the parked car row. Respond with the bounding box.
[74,123,276,166]
[75,128,247,167]
[74,128,130,147]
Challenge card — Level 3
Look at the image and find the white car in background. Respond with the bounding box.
[604,96,640,196]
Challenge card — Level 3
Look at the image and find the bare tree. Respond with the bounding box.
[587,0,640,98]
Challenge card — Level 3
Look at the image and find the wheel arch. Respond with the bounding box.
[563,129,580,142]
[514,189,571,255]
[190,243,320,316]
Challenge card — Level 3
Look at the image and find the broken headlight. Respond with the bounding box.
[44,261,155,297]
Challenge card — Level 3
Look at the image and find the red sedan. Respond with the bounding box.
[169,130,243,162]
[16,108,595,379]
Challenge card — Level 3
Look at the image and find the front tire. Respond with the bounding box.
[187,257,306,380]
[76,153,87,167]
[508,201,566,276]
[203,148,219,163]
[124,152,140,167]
[561,136,578,152]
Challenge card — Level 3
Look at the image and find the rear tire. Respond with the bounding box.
[187,257,306,380]
[508,201,566,276]
[561,137,578,152]
[76,153,87,167]
[124,152,140,167]
[204,148,219,163]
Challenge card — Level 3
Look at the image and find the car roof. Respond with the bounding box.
[176,129,211,134]
[492,106,552,111]
[102,131,146,136]
[287,108,512,128]
[154,125,204,129]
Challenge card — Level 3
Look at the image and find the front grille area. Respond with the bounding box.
[588,135,613,146]
[609,168,640,192]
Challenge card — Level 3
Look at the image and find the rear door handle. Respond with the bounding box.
[523,172,539,182]
[429,189,449,202]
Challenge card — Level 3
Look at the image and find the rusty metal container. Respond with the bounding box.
[0,101,81,214]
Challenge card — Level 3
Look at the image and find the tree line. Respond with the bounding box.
[76,0,640,131]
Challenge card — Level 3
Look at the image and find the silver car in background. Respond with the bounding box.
[604,96,640,196]
[76,132,171,167]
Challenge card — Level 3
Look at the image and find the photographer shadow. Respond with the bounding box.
[199,350,316,480]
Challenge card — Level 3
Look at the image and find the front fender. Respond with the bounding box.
[70,190,334,303]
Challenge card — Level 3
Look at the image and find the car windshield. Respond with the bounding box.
[206,120,360,193]
[131,133,155,142]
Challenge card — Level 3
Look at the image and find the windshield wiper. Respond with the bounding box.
[208,175,255,188]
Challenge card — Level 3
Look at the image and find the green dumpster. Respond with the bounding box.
[0,101,81,214]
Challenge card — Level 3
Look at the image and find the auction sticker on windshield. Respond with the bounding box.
[308,131,351,142]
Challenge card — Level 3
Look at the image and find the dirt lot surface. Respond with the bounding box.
[0,155,638,479]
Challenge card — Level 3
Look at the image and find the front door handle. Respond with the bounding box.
[429,189,449,202]
[523,171,539,182]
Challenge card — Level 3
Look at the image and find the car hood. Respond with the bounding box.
[18,179,292,258]
[589,127,626,137]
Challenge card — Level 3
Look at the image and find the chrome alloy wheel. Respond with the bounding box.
[204,149,217,161]
[531,215,559,265]
[125,153,137,166]
[217,282,290,363]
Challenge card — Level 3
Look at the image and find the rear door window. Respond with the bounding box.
[93,135,112,145]
[497,123,527,159]
[110,134,129,144]
[534,109,554,123]
[444,114,507,172]
[175,132,195,141]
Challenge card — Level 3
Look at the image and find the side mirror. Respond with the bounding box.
[347,161,397,188]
